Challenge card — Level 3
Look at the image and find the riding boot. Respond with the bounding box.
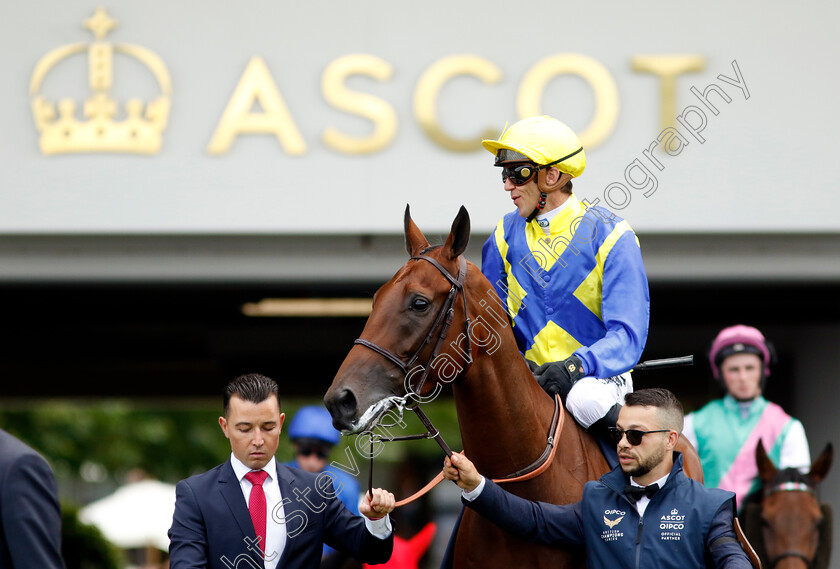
[589,403,621,468]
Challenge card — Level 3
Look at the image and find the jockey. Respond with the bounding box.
[480,115,650,447]
[683,325,812,510]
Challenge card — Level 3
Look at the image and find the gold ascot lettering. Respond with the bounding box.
[632,55,706,130]
[322,54,397,155]
[207,56,306,155]
[413,55,502,152]
[31,12,711,157]
[517,54,619,150]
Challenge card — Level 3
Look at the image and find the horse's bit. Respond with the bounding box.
[353,253,563,506]
[765,481,819,569]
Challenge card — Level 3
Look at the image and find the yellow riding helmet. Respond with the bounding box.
[482,115,586,178]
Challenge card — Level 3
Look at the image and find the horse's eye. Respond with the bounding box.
[410,297,430,312]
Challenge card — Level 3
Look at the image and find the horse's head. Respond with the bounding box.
[756,440,833,569]
[324,205,474,434]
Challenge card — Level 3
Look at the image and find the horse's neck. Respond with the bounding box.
[452,340,557,479]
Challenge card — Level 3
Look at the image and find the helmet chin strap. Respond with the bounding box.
[526,192,548,222]
[526,168,558,222]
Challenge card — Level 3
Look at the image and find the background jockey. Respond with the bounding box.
[683,325,811,511]
[286,405,363,567]
[480,115,650,450]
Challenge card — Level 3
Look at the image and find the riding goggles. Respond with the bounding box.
[608,427,671,446]
[501,163,539,186]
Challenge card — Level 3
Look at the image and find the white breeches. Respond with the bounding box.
[565,372,633,428]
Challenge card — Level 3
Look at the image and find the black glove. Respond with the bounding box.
[531,356,585,400]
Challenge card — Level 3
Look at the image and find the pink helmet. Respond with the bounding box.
[708,324,772,380]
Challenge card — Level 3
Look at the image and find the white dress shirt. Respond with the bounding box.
[628,472,669,517]
[230,454,286,569]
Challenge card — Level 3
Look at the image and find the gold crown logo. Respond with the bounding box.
[29,8,171,155]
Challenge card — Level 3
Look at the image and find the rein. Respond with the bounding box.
[353,254,563,506]
[765,479,820,569]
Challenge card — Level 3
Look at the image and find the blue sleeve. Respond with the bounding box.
[3,453,65,569]
[706,500,753,569]
[574,230,650,378]
[481,231,508,308]
[465,479,584,547]
[169,480,210,569]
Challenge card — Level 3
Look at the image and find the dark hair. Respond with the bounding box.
[624,388,684,432]
[560,179,574,195]
[223,374,280,416]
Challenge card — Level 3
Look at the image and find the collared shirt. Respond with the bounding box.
[230,454,286,569]
[535,198,573,235]
[628,472,669,517]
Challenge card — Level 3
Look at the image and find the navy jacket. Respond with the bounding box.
[466,453,751,569]
[168,460,392,569]
[0,429,65,569]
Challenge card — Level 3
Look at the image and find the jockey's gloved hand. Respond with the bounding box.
[532,356,585,400]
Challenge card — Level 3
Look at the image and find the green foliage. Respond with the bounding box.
[0,397,462,484]
[0,402,230,482]
[61,504,123,569]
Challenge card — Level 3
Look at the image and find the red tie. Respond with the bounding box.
[244,470,269,554]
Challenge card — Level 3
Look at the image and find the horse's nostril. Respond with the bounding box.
[336,389,358,418]
[326,388,358,430]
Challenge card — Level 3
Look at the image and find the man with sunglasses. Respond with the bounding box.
[442,388,752,569]
[287,406,364,568]
[288,405,362,516]
[481,116,649,451]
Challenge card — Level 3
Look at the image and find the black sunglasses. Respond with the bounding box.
[608,427,671,446]
[298,445,329,459]
[501,163,539,186]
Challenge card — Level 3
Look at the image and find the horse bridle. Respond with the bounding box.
[765,481,820,569]
[355,253,472,404]
[353,253,562,506]
[353,253,471,458]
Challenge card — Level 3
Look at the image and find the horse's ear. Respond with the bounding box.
[809,443,833,483]
[443,206,470,260]
[404,204,430,256]
[756,439,777,483]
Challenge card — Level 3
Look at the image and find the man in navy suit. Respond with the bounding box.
[169,374,394,569]
[442,388,753,569]
[0,429,65,569]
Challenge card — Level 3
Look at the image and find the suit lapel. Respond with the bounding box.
[275,463,303,567]
[218,461,257,544]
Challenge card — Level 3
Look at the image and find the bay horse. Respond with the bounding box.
[751,440,833,569]
[324,206,703,569]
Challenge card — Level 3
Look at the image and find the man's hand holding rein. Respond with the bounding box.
[359,488,395,520]
[443,452,482,492]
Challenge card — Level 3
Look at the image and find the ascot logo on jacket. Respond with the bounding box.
[660,507,686,541]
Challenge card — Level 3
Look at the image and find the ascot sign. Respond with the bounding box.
[31,8,707,156]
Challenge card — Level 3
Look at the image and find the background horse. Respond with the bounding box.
[746,440,833,569]
[324,206,703,569]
